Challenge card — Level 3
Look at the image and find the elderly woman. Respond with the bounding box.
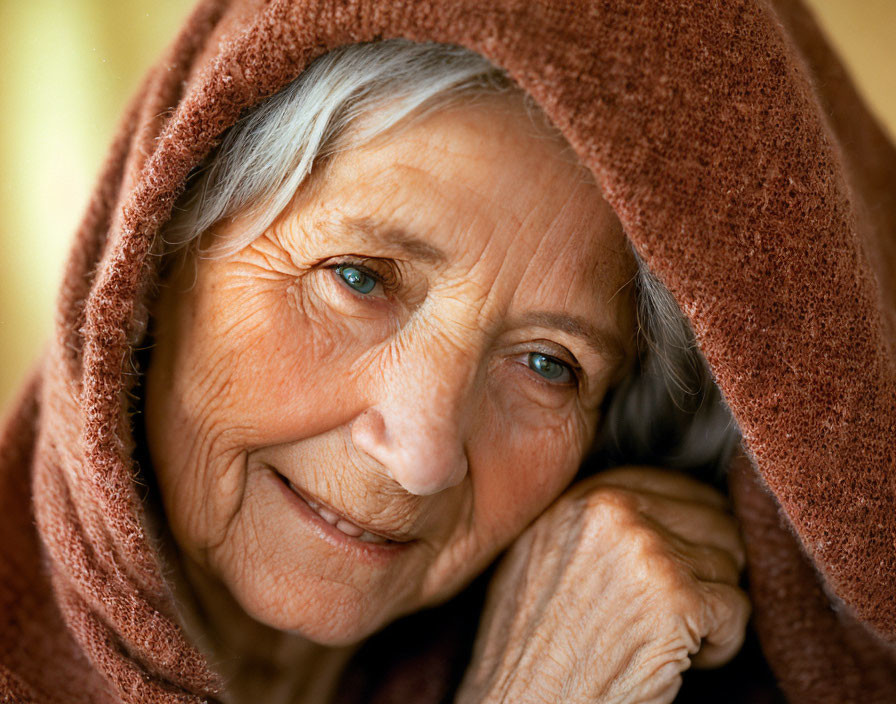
[2,1,896,703]
[140,39,748,703]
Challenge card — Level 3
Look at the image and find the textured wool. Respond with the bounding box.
[1,0,895,701]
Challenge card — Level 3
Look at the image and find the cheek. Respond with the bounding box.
[146,268,369,554]
[474,401,589,541]
[184,270,376,442]
[420,394,593,603]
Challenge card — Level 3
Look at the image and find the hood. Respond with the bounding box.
[2,0,895,701]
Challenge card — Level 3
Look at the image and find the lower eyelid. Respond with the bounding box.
[498,362,578,413]
[536,370,577,387]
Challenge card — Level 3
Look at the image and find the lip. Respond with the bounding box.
[268,469,414,560]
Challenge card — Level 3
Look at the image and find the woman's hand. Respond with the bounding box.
[454,466,751,704]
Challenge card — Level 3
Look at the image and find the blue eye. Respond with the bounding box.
[528,352,573,383]
[336,265,378,295]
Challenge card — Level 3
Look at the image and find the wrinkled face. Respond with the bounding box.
[145,93,636,645]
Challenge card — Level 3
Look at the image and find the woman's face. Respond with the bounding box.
[145,93,636,645]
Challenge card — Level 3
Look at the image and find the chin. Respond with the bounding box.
[225,566,397,646]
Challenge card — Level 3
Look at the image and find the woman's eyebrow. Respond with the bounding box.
[511,311,627,362]
[339,216,447,264]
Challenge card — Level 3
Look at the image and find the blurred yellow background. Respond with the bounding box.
[1,0,895,413]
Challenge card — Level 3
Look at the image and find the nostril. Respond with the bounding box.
[350,407,407,485]
[350,408,389,454]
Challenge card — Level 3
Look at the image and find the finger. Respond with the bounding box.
[691,582,752,669]
[633,493,746,571]
[648,526,743,585]
[591,466,731,511]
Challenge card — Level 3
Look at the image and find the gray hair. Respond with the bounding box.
[161,39,741,485]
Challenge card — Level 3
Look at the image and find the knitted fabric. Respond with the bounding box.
[1,0,894,701]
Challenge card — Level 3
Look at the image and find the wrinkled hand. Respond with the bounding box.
[455,466,751,704]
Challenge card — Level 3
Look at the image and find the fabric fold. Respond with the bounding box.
[730,449,896,702]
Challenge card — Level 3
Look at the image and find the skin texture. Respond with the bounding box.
[144,93,748,702]
[454,467,751,704]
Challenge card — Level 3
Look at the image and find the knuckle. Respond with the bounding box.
[627,523,665,562]
[625,529,697,599]
[582,486,641,526]
[691,543,740,584]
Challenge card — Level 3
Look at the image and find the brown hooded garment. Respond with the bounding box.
[2,0,895,701]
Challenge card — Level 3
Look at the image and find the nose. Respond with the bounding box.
[349,347,473,496]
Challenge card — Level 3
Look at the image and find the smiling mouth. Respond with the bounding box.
[275,473,407,545]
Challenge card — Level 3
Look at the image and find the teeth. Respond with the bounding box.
[290,481,390,544]
[357,530,388,544]
[335,518,363,537]
[316,505,340,525]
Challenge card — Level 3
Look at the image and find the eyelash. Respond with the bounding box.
[325,256,581,389]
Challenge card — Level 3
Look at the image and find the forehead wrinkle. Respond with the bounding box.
[359,155,495,222]
[317,156,506,266]
[553,220,634,307]
[515,216,596,313]
[381,150,534,250]
[509,186,635,365]
[523,179,589,264]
